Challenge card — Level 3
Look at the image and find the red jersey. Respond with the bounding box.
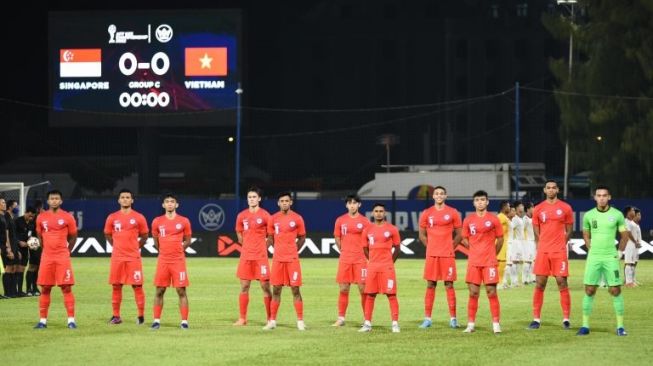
[267,210,306,262]
[419,205,462,257]
[532,200,573,253]
[334,213,370,264]
[104,210,149,261]
[462,213,503,267]
[151,214,192,264]
[36,209,77,260]
[362,222,401,272]
[235,207,271,260]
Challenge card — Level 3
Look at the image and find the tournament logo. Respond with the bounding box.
[155,24,173,43]
[198,203,225,231]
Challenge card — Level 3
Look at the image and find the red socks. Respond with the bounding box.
[270,299,280,321]
[112,285,122,317]
[388,295,399,321]
[338,291,349,317]
[62,287,75,318]
[133,286,145,317]
[39,286,52,319]
[294,300,304,320]
[263,295,271,320]
[364,295,376,322]
[239,293,249,320]
[467,295,479,323]
[180,305,189,321]
[533,286,544,319]
[488,293,500,323]
[153,304,162,319]
[446,287,457,318]
[560,287,571,319]
[424,287,435,317]
[360,293,367,313]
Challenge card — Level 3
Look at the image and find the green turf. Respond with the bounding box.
[3,258,652,365]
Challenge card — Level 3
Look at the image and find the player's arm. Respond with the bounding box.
[452,227,463,248]
[495,237,504,255]
[236,231,243,245]
[182,235,192,249]
[153,237,160,250]
[105,233,113,246]
[533,225,540,249]
[565,223,573,244]
[67,232,77,252]
[582,230,591,250]
[363,247,369,260]
[418,227,428,247]
[618,230,629,252]
[333,219,342,250]
[266,234,274,248]
[5,229,13,259]
[392,229,401,262]
[296,235,306,250]
[138,233,148,248]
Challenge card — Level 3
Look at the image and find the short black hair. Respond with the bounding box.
[544,179,558,186]
[345,194,361,203]
[524,202,533,210]
[634,207,641,214]
[25,206,37,214]
[247,186,263,197]
[513,200,523,208]
[595,185,610,194]
[473,190,488,199]
[6,199,17,207]
[118,188,133,198]
[623,206,634,216]
[278,191,292,200]
[433,186,447,193]
[162,192,177,202]
[372,202,386,209]
[499,200,510,209]
[47,189,63,199]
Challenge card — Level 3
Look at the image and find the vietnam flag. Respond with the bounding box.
[59,49,102,77]
[185,47,227,76]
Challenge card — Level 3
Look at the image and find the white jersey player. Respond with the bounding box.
[501,206,516,289]
[510,202,525,287]
[522,203,536,284]
[623,206,641,287]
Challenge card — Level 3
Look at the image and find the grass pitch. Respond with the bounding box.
[2,258,652,365]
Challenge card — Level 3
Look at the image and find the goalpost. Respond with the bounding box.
[0,181,51,215]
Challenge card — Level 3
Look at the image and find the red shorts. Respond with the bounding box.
[270,259,302,287]
[154,261,190,288]
[465,265,499,285]
[534,251,569,277]
[37,258,75,286]
[336,261,367,284]
[423,256,457,282]
[365,269,397,295]
[237,258,270,281]
[109,259,144,285]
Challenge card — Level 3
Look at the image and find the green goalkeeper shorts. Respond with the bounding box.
[583,256,622,287]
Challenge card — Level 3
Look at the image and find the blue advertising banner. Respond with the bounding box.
[57,198,652,237]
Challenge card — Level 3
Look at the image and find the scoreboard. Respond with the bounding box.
[48,10,241,127]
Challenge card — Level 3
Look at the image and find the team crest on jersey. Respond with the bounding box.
[485,221,492,227]
[256,218,263,224]
[129,219,136,225]
[356,223,363,229]
[289,221,296,228]
[58,219,65,225]
[176,223,182,230]
[384,231,391,238]
[608,216,615,222]
[444,214,451,221]
[556,209,563,216]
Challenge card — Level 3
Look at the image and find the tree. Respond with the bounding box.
[543,0,653,197]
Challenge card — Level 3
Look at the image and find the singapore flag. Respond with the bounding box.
[60,49,102,77]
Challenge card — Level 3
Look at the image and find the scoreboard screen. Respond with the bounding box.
[48,10,241,127]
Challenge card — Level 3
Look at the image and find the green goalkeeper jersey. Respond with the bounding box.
[582,206,626,258]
